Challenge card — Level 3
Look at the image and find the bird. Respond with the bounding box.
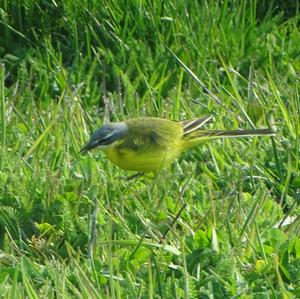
[80,116,275,172]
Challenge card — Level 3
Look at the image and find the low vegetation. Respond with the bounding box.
[0,0,299,297]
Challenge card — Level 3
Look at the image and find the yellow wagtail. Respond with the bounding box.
[80,116,274,172]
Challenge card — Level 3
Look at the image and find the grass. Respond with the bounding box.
[0,0,299,298]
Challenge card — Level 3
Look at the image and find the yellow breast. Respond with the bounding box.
[103,144,182,172]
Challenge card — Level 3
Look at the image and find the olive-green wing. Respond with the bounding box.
[118,118,183,152]
[181,115,214,136]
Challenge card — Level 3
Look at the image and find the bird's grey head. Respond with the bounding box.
[80,122,128,153]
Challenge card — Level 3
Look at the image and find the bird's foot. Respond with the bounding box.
[126,172,145,180]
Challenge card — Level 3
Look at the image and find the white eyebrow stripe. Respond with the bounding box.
[91,131,115,145]
[103,131,116,139]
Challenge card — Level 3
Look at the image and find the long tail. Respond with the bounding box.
[180,116,275,149]
[189,128,275,139]
[182,118,275,149]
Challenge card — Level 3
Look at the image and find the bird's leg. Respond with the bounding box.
[126,171,145,180]
[159,202,187,244]
[87,194,98,258]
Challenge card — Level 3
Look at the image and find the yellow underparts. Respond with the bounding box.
[102,143,182,172]
[101,135,211,172]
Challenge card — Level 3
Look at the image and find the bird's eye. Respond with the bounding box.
[90,137,108,147]
[98,135,114,145]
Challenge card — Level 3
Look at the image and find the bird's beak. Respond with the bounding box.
[79,140,101,154]
[79,144,91,154]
